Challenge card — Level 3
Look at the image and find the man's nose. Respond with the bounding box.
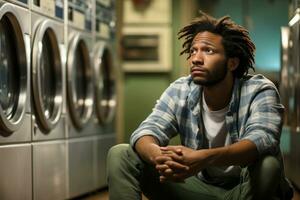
[191,53,204,65]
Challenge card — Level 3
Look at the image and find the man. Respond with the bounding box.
[107,12,293,200]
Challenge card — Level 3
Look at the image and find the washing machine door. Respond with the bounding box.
[93,41,116,124]
[0,5,28,135]
[67,34,93,130]
[32,20,63,133]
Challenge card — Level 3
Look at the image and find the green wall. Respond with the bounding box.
[123,74,171,142]
[122,0,183,143]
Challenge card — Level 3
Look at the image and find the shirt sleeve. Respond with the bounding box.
[130,81,181,148]
[242,84,284,155]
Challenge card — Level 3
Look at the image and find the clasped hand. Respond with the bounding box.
[155,145,204,183]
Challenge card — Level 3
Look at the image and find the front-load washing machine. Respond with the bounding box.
[66,0,95,197]
[93,40,117,189]
[92,0,117,189]
[30,1,66,199]
[0,1,32,199]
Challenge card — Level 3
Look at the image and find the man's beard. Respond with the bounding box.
[192,64,228,87]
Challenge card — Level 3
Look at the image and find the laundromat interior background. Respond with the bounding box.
[0,0,299,199]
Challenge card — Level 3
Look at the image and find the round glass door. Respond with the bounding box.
[67,36,93,130]
[32,22,62,133]
[40,30,56,119]
[0,12,27,135]
[72,41,87,117]
[0,16,19,119]
[94,42,116,124]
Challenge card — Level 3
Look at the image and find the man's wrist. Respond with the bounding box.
[135,136,161,165]
[148,143,162,165]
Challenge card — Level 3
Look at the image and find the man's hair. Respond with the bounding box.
[178,11,255,78]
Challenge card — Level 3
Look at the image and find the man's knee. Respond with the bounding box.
[107,144,131,182]
[251,155,280,182]
[258,155,280,174]
[107,144,143,173]
[107,144,130,167]
[250,155,281,198]
[108,144,129,159]
[107,144,144,199]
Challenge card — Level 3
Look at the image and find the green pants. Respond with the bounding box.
[107,144,293,200]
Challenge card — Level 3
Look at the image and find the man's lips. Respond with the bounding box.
[190,66,206,73]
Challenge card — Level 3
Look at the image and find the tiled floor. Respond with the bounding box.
[81,191,108,200]
[81,190,108,200]
[80,189,148,200]
[80,188,300,200]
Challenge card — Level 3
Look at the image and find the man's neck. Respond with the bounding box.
[203,75,234,111]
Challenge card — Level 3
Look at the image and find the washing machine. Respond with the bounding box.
[92,0,117,189]
[0,1,32,199]
[30,1,66,199]
[66,0,95,198]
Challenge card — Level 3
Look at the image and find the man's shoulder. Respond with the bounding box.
[164,76,198,100]
[242,74,276,89]
[169,76,194,90]
[173,75,192,85]
[238,74,279,103]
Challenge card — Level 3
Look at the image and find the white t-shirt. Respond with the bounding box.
[199,95,241,183]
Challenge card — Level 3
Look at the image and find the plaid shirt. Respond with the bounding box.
[130,74,284,157]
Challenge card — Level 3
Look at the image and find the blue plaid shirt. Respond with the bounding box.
[130,74,284,157]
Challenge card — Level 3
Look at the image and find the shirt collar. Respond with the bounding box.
[228,78,242,114]
[187,76,242,114]
[187,77,201,110]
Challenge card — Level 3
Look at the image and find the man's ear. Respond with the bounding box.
[227,57,240,71]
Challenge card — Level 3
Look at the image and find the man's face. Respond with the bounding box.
[188,31,228,86]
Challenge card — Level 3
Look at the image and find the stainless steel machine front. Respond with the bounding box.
[30,1,66,199]
[31,14,64,139]
[66,0,95,198]
[0,0,118,198]
[92,0,117,189]
[0,1,32,199]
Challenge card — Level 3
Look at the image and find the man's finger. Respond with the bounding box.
[156,164,169,171]
[155,155,172,164]
[160,146,183,155]
[165,160,189,172]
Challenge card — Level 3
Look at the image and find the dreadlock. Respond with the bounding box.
[178,11,255,78]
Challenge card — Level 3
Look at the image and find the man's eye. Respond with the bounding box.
[204,48,214,54]
[190,48,196,54]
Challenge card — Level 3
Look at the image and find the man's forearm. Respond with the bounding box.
[201,139,258,167]
[135,135,162,165]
